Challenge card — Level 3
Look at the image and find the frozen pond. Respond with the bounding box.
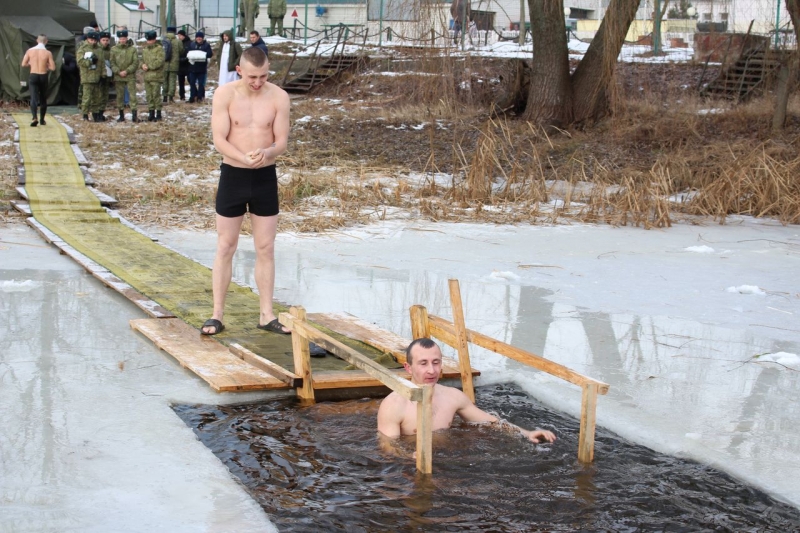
[148,217,800,510]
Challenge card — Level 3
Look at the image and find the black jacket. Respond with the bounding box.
[177,38,190,75]
[251,37,269,59]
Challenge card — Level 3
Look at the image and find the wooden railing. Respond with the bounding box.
[410,279,609,463]
[279,306,434,474]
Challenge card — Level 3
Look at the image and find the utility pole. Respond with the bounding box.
[653,0,662,54]
[518,0,526,46]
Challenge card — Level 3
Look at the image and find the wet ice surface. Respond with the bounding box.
[174,384,800,531]
[0,226,279,532]
[149,217,800,511]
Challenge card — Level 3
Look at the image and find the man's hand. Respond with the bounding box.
[142,64,148,71]
[243,148,268,168]
[525,429,556,444]
[120,70,127,77]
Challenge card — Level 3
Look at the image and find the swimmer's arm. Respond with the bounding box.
[490,419,556,444]
[211,87,251,166]
[377,396,403,439]
[456,391,556,444]
[376,432,411,459]
[21,50,30,67]
[48,52,56,72]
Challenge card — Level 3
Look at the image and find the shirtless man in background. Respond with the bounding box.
[378,338,557,445]
[202,46,291,336]
[21,34,56,127]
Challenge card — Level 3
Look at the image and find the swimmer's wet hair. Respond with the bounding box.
[405,337,437,364]
[241,46,268,67]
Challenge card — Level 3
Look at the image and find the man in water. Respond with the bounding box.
[202,46,290,336]
[378,338,557,443]
[21,34,56,127]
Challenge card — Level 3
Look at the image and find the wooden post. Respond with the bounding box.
[409,304,430,340]
[578,383,599,463]
[448,279,475,403]
[416,384,434,474]
[289,306,314,403]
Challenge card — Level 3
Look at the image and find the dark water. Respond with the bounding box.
[173,384,800,532]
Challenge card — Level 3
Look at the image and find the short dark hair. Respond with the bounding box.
[241,46,267,67]
[250,30,260,37]
[405,338,437,364]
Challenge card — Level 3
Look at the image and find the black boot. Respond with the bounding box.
[156,110,162,121]
[131,110,137,123]
[30,116,38,127]
[98,113,107,122]
[83,114,89,121]
[148,110,155,122]
[117,110,125,122]
[163,95,168,103]
[39,113,46,125]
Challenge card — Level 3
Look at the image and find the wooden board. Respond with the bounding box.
[312,368,412,390]
[71,144,89,166]
[11,201,31,215]
[88,186,118,206]
[309,312,480,377]
[130,318,289,392]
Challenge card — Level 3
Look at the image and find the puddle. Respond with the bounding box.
[174,384,800,532]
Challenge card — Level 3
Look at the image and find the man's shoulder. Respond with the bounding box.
[379,391,406,411]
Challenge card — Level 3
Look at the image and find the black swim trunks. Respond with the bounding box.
[216,163,279,217]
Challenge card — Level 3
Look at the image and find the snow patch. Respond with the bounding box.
[725,285,765,295]
[0,280,40,292]
[685,245,715,253]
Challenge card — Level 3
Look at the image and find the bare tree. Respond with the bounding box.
[518,0,641,126]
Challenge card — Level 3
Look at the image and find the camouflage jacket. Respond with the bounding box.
[140,41,165,82]
[165,32,182,72]
[110,40,139,82]
[77,41,101,84]
[100,44,112,79]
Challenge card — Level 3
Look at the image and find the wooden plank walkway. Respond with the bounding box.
[131,318,287,392]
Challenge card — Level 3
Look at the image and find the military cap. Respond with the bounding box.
[99,31,111,39]
[117,30,128,38]
[145,30,157,41]
[87,31,99,40]
[167,26,176,32]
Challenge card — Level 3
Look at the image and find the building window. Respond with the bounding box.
[702,13,712,21]
[720,12,729,21]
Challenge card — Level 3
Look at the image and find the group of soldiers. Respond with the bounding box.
[76,26,189,123]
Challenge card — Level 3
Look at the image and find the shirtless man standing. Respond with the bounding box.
[21,34,56,127]
[202,46,291,336]
[378,338,557,444]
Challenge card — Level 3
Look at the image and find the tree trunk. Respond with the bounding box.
[570,0,641,124]
[522,0,573,127]
[787,0,800,46]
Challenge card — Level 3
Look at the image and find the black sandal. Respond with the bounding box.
[200,318,225,335]
[257,318,290,335]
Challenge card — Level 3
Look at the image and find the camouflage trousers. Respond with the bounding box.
[162,71,177,101]
[99,78,111,110]
[145,80,162,111]
[270,17,284,37]
[80,82,101,114]
[115,77,137,110]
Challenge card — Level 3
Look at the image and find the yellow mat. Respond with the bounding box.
[15,113,397,372]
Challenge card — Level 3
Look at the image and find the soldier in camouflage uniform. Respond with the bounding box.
[141,30,165,122]
[162,26,182,103]
[111,30,139,122]
[97,31,113,119]
[77,31,102,121]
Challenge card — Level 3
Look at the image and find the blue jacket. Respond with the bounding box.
[251,37,269,59]
[187,39,213,73]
